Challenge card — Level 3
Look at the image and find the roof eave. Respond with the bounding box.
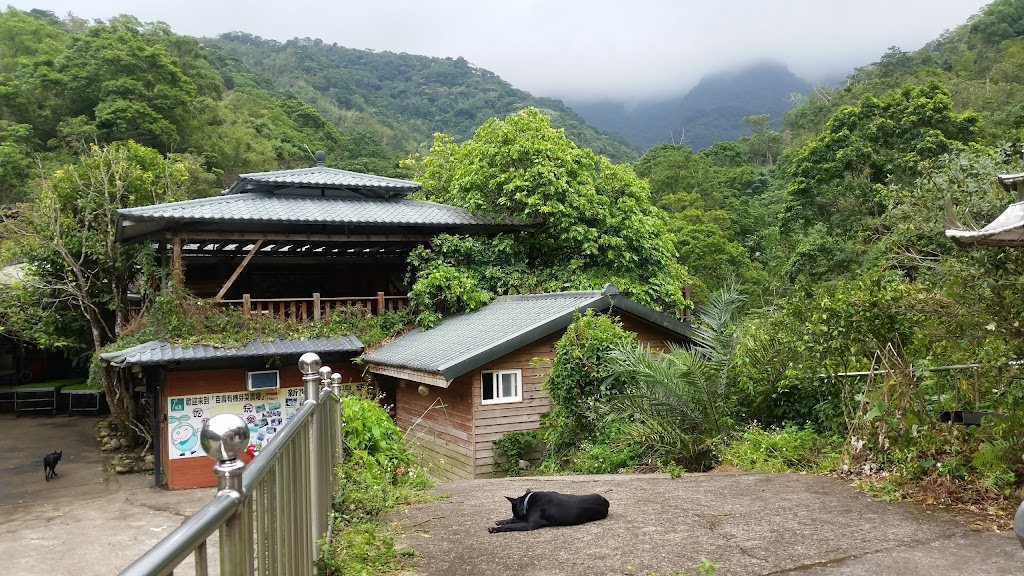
[364,364,451,388]
[608,294,693,340]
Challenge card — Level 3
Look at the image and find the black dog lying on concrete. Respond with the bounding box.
[44,450,61,482]
[488,489,609,532]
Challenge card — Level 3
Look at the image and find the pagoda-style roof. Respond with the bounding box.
[946,173,1024,247]
[946,200,1024,247]
[225,164,421,198]
[115,152,532,244]
[117,195,517,243]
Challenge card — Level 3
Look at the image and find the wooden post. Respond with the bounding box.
[242,294,251,318]
[313,293,321,321]
[376,292,385,315]
[171,235,183,281]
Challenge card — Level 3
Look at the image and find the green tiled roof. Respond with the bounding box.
[100,336,363,367]
[117,195,519,242]
[227,165,421,198]
[363,285,691,382]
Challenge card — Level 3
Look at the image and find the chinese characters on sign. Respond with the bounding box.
[167,388,305,459]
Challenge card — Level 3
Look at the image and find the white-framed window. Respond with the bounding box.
[481,369,522,404]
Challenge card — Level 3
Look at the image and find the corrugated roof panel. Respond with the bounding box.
[231,166,421,194]
[119,195,503,226]
[100,336,363,367]
[363,291,608,378]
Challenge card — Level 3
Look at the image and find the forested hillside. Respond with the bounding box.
[0,8,635,207]
[204,33,637,163]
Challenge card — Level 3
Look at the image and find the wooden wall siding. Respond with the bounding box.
[616,314,684,352]
[467,314,686,478]
[471,332,560,478]
[395,375,476,481]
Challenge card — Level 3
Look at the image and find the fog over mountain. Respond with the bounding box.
[6,0,992,101]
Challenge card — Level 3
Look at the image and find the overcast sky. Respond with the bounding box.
[6,1,993,102]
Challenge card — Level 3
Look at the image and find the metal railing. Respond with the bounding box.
[120,353,346,575]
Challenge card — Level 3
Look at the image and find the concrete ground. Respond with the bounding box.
[0,414,215,576]
[2,413,1023,575]
[396,473,1024,576]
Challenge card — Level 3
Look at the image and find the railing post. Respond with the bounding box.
[242,294,251,318]
[377,291,385,315]
[313,292,321,321]
[298,353,322,565]
[330,372,342,398]
[200,414,251,576]
[331,372,344,464]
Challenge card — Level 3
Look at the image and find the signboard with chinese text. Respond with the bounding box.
[167,387,305,459]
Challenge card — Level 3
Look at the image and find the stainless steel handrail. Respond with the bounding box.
[119,352,342,576]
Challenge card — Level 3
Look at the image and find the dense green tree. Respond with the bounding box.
[0,121,36,204]
[0,141,211,431]
[785,81,980,230]
[409,108,689,326]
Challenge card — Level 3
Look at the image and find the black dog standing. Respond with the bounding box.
[43,450,62,482]
[489,489,609,532]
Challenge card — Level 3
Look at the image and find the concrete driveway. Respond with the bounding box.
[2,414,1023,575]
[0,414,215,576]
[396,473,1024,576]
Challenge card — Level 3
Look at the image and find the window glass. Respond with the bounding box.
[501,372,516,398]
[482,372,494,401]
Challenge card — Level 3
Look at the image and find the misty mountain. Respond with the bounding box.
[204,33,638,163]
[569,62,812,151]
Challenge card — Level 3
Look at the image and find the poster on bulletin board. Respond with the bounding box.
[167,387,305,459]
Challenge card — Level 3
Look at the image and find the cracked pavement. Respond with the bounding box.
[396,473,1024,575]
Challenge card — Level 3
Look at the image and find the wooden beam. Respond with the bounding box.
[166,232,431,243]
[214,239,263,302]
[366,364,451,388]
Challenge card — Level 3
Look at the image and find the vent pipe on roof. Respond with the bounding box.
[315,150,326,167]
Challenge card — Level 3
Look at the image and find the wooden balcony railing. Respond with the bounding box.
[219,292,408,321]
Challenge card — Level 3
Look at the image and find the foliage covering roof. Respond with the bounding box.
[362,284,691,384]
[100,336,363,367]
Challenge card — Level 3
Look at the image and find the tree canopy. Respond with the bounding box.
[409,108,690,326]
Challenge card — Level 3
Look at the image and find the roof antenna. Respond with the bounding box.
[315,150,326,167]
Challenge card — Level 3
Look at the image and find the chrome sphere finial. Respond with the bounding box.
[200,414,250,461]
[318,365,333,380]
[330,373,343,385]
[298,352,322,375]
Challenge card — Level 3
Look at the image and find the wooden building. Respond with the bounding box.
[104,152,521,489]
[105,153,692,487]
[362,285,692,480]
[100,337,362,489]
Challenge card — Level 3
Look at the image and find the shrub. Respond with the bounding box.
[540,310,638,467]
[718,424,841,473]
[320,394,433,575]
[492,430,538,477]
